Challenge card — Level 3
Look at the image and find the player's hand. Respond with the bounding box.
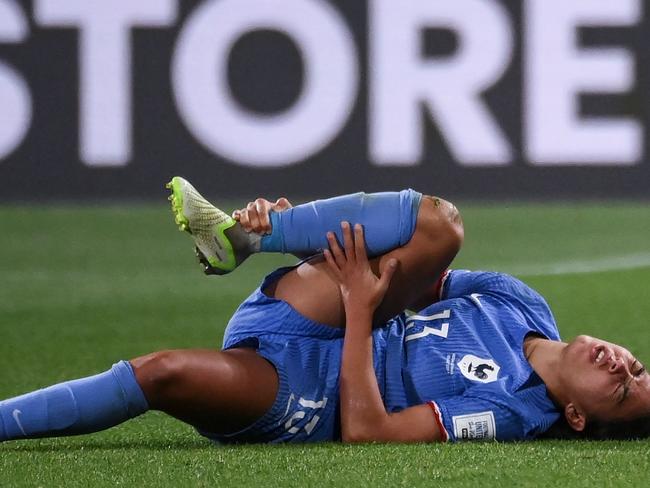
[232,197,292,234]
[324,222,398,314]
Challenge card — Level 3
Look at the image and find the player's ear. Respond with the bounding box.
[564,402,586,432]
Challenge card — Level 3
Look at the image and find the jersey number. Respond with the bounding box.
[404,309,451,342]
[284,395,328,435]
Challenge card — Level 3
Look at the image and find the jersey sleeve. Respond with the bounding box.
[430,381,558,442]
[441,270,520,300]
[440,270,560,341]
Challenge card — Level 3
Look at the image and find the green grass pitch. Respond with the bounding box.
[1,202,650,487]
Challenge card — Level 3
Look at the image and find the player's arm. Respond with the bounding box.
[324,222,444,443]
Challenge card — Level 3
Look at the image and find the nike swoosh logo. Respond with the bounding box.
[12,409,27,435]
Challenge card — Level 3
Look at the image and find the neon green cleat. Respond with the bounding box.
[166,176,253,275]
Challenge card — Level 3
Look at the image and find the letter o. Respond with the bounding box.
[172,0,359,167]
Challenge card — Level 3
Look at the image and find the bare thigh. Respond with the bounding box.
[268,196,463,327]
[131,348,278,434]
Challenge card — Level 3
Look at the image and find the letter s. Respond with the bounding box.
[0,0,32,161]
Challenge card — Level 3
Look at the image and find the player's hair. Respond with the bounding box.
[542,415,650,440]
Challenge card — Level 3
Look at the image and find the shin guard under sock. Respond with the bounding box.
[0,361,148,441]
[260,189,422,257]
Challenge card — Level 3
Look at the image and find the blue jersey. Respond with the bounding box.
[211,268,561,444]
[374,270,561,441]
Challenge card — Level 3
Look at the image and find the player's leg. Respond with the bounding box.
[167,177,461,323]
[167,177,422,275]
[131,348,278,434]
[0,360,148,441]
[0,348,277,441]
[268,195,463,327]
[258,189,421,257]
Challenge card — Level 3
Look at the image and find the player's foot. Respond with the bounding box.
[166,176,257,275]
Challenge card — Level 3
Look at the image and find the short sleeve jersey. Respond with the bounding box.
[373,270,561,442]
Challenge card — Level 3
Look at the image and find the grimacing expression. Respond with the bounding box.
[561,335,650,423]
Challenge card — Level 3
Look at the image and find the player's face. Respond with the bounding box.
[561,335,650,424]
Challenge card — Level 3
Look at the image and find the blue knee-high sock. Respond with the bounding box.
[260,189,422,257]
[0,361,148,441]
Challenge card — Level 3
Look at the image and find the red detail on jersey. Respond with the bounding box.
[427,401,449,442]
[434,270,450,301]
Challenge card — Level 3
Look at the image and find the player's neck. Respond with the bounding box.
[524,336,570,407]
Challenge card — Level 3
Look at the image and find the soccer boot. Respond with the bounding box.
[166,176,256,275]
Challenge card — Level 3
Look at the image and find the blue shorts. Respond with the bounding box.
[203,265,346,443]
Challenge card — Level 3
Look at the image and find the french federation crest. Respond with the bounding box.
[457,354,500,383]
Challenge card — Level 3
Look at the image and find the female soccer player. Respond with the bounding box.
[1,178,649,443]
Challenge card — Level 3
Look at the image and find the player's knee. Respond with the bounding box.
[131,350,187,404]
[418,195,464,252]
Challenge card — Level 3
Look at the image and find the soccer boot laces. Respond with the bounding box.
[166,176,254,275]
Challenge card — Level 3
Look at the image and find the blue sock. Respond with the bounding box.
[261,189,422,257]
[0,361,148,441]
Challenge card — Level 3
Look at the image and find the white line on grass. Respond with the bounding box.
[497,252,650,277]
